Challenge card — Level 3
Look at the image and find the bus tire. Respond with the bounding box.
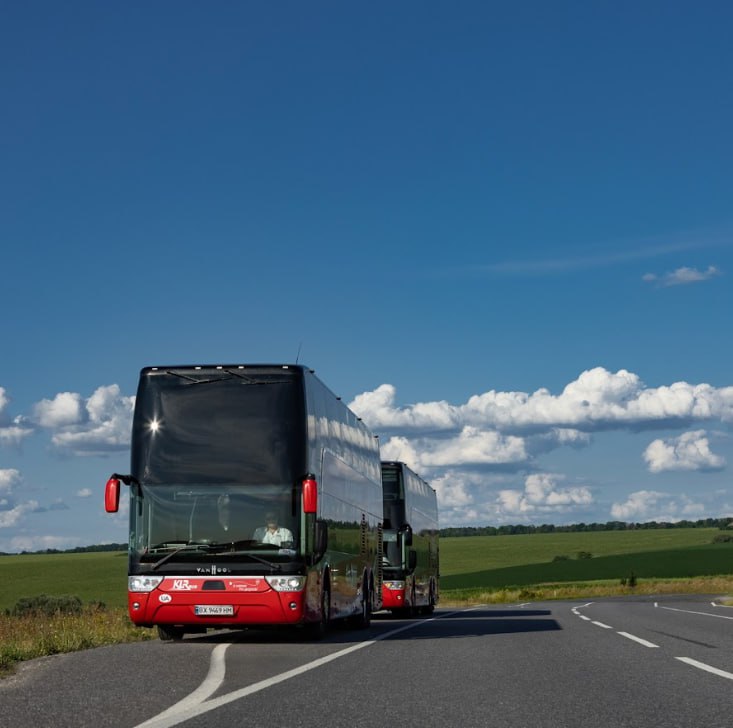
[351,579,371,629]
[157,625,184,641]
[306,585,330,640]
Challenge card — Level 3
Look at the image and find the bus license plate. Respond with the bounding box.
[194,605,234,616]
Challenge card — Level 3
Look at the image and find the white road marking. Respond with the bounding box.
[579,615,592,621]
[135,613,451,728]
[659,605,733,621]
[591,621,613,629]
[617,631,659,648]
[676,657,733,681]
[136,643,230,726]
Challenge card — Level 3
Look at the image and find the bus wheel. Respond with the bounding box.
[351,582,371,629]
[157,625,184,641]
[422,588,435,616]
[306,586,330,640]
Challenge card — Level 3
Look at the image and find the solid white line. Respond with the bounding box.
[591,621,613,629]
[579,615,592,621]
[135,613,453,728]
[676,657,733,681]
[660,605,733,621]
[136,643,230,727]
[617,631,659,648]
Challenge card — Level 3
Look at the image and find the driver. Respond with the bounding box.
[253,512,293,546]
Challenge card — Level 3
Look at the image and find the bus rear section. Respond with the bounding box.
[104,364,383,639]
[381,461,439,616]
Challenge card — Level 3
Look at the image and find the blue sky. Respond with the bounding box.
[1,2,732,551]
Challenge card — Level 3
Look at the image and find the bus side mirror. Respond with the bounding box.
[401,524,413,547]
[313,519,328,563]
[105,477,120,513]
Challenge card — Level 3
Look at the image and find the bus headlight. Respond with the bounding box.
[129,575,164,592]
[384,580,405,591]
[265,575,306,592]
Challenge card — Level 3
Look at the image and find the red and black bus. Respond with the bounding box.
[105,364,383,640]
[381,461,439,615]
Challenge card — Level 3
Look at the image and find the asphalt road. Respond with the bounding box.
[2,594,731,728]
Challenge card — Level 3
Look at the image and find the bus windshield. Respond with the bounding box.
[128,368,305,565]
[131,484,299,562]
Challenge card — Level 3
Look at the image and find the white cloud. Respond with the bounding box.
[643,430,726,473]
[418,428,528,468]
[610,490,706,522]
[351,368,733,435]
[34,391,85,428]
[0,500,39,528]
[76,488,93,498]
[643,265,722,287]
[0,468,22,494]
[0,388,34,447]
[348,367,733,526]
[497,473,593,517]
[429,470,477,509]
[35,384,135,455]
[2,534,82,552]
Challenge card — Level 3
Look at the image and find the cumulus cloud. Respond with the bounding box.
[643,265,722,287]
[349,367,733,525]
[351,368,733,436]
[0,387,34,447]
[34,392,85,428]
[2,534,82,552]
[0,468,22,494]
[0,500,40,528]
[497,473,593,516]
[643,430,726,473]
[76,488,93,498]
[610,490,705,522]
[379,429,528,471]
[35,384,135,455]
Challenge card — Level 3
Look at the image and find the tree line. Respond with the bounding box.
[439,517,733,537]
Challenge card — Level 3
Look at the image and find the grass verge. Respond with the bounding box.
[439,575,733,607]
[0,606,155,677]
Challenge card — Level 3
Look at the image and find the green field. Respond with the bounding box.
[439,527,733,589]
[0,552,129,611]
[0,528,731,611]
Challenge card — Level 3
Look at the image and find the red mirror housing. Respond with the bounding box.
[302,476,318,514]
[105,477,121,513]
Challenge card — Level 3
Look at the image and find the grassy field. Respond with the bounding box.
[0,551,129,612]
[1,528,732,675]
[439,528,733,589]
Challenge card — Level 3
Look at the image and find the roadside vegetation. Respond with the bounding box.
[1,527,731,676]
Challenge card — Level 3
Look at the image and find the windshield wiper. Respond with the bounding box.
[205,540,283,570]
[222,369,291,385]
[165,371,233,386]
[150,543,212,571]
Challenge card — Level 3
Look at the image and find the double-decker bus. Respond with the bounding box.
[105,364,383,640]
[381,461,439,615]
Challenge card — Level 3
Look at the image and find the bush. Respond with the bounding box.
[620,572,638,588]
[10,594,84,618]
[712,534,733,543]
[552,555,569,561]
[576,551,593,559]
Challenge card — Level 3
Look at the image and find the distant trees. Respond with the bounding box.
[439,517,733,538]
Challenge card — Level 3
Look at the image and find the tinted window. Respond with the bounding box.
[132,368,305,485]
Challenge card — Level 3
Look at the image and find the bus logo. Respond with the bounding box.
[196,565,231,575]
